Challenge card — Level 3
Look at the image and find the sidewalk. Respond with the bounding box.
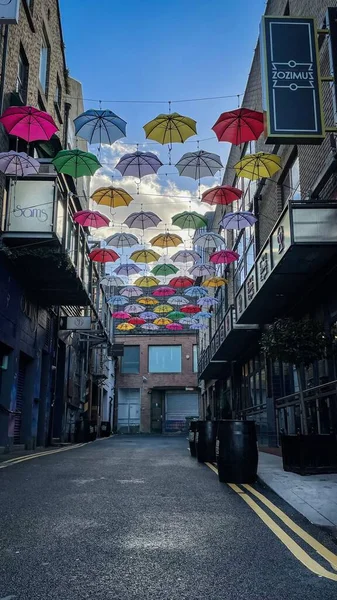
[258,452,337,529]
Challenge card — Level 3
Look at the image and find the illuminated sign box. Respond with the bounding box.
[260,16,325,144]
[0,0,20,24]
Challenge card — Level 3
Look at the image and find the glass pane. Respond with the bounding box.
[193,345,198,372]
[39,32,49,92]
[121,346,140,374]
[56,200,64,239]
[149,346,181,373]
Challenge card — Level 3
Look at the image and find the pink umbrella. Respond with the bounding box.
[153,286,176,297]
[73,210,110,229]
[210,250,240,265]
[112,311,131,319]
[0,106,58,142]
[166,323,183,331]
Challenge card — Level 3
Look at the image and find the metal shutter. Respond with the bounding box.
[165,392,199,432]
[14,359,26,444]
[118,388,141,433]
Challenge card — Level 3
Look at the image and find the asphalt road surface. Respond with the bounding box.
[1,436,337,600]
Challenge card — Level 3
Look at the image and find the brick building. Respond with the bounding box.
[198,0,337,447]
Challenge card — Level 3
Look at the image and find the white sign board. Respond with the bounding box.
[0,0,20,24]
[65,316,92,330]
[8,179,55,232]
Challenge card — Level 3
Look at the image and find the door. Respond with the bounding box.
[14,356,27,444]
[151,391,164,433]
[118,388,141,433]
[165,392,199,433]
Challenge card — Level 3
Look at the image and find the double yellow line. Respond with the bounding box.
[205,462,337,582]
[0,443,88,470]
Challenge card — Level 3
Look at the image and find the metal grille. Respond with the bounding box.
[14,359,26,444]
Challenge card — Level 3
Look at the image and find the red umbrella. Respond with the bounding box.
[212,108,264,146]
[89,248,120,263]
[0,106,58,142]
[112,311,131,319]
[128,317,146,325]
[181,304,201,314]
[152,286,176,297]
[210,250,240,265]
[201,185,242,206]
[73,210,110,228]
[169,276,194,289]
[166,323,183,331]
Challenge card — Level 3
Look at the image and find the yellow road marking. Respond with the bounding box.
[0,443,87,469]
[204,462,218,475]
[205,462,337,581]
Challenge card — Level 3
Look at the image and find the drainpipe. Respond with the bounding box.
[0,25,9,115]
[63,102,71,149]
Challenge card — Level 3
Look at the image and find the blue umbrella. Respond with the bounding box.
[140,311,157,320]
[197,311,212,319]
[179,317,198,325]
[190,323,208,330]
[185,286,208,298]
[107,295,129,306]
[197,297,219,307]
[114,263,143,276]
[73,109,127,145]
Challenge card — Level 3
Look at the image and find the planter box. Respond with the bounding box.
[281,434,337,475]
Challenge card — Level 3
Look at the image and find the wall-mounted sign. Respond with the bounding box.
[8,180,55,232]
[260,16,324,144]
[0,0,20,24]
[60,316,92,330]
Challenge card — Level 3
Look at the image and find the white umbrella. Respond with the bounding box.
[175,150,223,179]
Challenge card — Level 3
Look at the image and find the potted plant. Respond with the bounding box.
[261,317,337,475]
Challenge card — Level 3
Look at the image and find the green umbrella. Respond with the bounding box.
[151,263,179,276]
[171,211,208,229]
[169,310,186,320]
[52,149,101,177]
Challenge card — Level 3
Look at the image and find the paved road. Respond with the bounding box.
[1,437,337,600]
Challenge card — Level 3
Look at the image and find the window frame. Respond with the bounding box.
[192,345,198,373]
[39,26,50,97]
[148,345,182,374]
[121,346,140,374]
[16,44,29,104]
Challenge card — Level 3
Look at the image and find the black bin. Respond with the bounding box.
[216,420,258,483]
[100,421,111,438]
[89,420,97,442]
[188,420,198,457]
[196,420,217,463]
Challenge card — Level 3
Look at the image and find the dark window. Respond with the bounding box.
[39,27,50,96]
[284,1,290,16]
[121,346,140,374]
[281,155,301,205]
[54,75,62,108]
[26,0,33,10]
[16,45,29,104]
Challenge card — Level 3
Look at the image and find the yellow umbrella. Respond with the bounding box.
[234,152,282,181]
[153,304,174,314]
[150,233,183,248]
[130,249,161,263]
[91,186,134,208]
[153,317,173,326]
[144,112,197,144]
[134,275,160,287]
[138,296,159,306]
[117,322,135,331]
[202,276,228,288]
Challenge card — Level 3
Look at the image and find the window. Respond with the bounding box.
[16,46,29,104]
[39,28,50,95]
[26,0,33,9]
[282,155,301,204]
[54,75,62,108]
[121,346,140,374]
[149,345,181,373]
[193,345,198,373]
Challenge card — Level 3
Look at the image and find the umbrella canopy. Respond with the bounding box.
[179,317,198,325]
[212,108,264,145]
[113,262,143,276]
[193,232,225,249]
[184,286,208,298]
[168,311,186,320]
[134,275,160,287]
[153,286,176,297]
[0,106,58,142]
[141,311,158,320]
[124,211,162,230]
[220,211,257,230]
[234,152,282,181]
[0,151,40,176]
[150,233,183,248]
[196,311,212,319]
[190,323,208,330]
[171,211,208,230]
[153,304,173,314]
[120,286,143,298]
[100,275,125,287]
[210,249,240,264]
[112,311,131,319]
[130,249,161,264]
[166,323,183,331]
[202,276,228,288]
[107,296,129,306]
[115,151,163,178]
[74,109,127,145]
[175,150,223,179]
[141,323,159,331]
[167,296,189,306]
[143,112,197,144]
[189,264,215,277]
[153,317,173,326]
[169,276,195,289]
[89,248,119,263]
[53,149,101,177]
[128,317,146,326]
[138,297,159,306]
[73,210,110,229]
[171,250,201,263]
[201,185,243,206]
[151,263,179,276]
[105,233,139,248]
[117,323,135,331]
[181,304,201,314]
[125,304,146,314]
[92,186,133,208]
[197,297,219,307]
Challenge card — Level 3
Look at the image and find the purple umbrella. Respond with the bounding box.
[171,250,201,264]
[123,211,162,230]
[0,151,40,176]
[115,151,163,178]
[140,311,157,320]
[190,323,208,330]
[113,263,143,276]
[220,211,257,230]
[125,303,146,314]
[197,296,219,307]
[141,323,160,331]
[189,263,216,277]
[120,286,143,298]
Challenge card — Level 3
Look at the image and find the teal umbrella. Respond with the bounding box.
[52,149,101,177]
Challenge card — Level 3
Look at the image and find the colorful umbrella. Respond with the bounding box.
[134,275,160,287]
[197,297,219,307]
[181,305,201,314]
[153,286,176,297]
[107,296,129,306]
[201,185,243,207]
[74,109,127,145]
[153,304,173,314]
[141,323,159,331]
[194,232,225,249]
[0,106,58,142]
[167,296,189,306]
[168,311,186,320]
[153,317,173,326]
[171,211,208,230]
[0,151,40,176]
[53,149,101,177]
[189,264,215,277]
[190,323,208,330]
[91,186,134,208]
[124,211,162,230]
[120,286,143,298]
[151,263,179,276]
[202,276,228,288]
[117,323,135,331]
[112,311,131,319]
[169,276,195,289]
[196,311,212,319]
[138,297,159,306]
[141,311,158,320]
[210,249,240,264]
[234,152,282,181]
[105,233,139,248]
[100,275,125,287]
[175,150,223,179]
[130,249,161,263]
[150,233,183,248]
[220,211,257,230]
[171,250,201,263]
[143,112,197,144]
[113,263,143,276]
[115,151,163,178]
[73,210,110,229]
[212,108,264,145]
[89,248,119,263]
[128,317,146,326]
[166,323,183,331]
[179,317,198,325]
[184,286,208,298]
[125,304,146,314]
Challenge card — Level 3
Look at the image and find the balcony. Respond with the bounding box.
[1,169,91,306]
[235,200,337,325]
